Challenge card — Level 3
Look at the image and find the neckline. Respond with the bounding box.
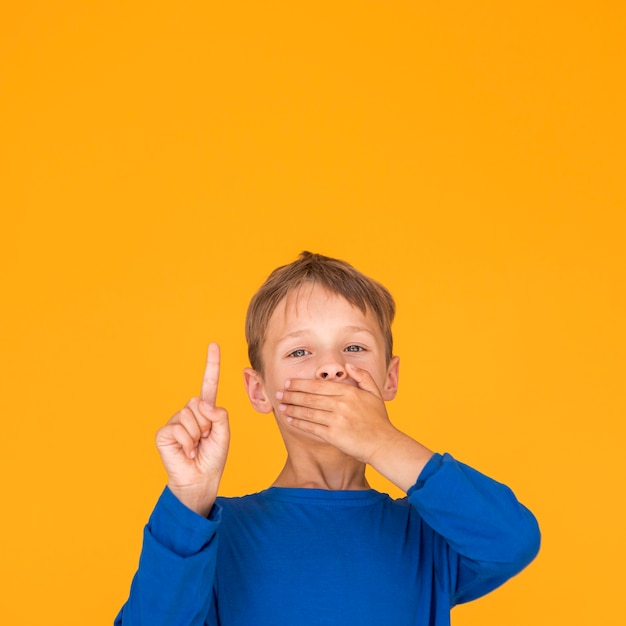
[261,486,387,505]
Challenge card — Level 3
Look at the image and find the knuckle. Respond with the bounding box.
[173,423,194,442]
[198,401,212,419]
[180,407,192,419]
[171,423,185,437]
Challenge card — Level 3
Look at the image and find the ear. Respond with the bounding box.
[382,355,400,401]
[243,367,274,414]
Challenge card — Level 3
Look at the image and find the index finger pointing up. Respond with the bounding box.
[200,342,221,406]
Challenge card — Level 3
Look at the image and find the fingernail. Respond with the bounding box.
[284,379,291,388]
[278,403,287,412]
[276,390,283,400]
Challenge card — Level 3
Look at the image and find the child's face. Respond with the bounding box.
[245,282,399,417]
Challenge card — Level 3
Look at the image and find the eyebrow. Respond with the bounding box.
[276,326,377,344]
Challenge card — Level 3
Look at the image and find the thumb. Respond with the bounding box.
[346,363,383,397]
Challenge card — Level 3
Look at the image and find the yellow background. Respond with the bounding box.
[1,2,624,624]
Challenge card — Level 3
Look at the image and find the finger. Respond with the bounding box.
[277,388,335,411]
[200,343,220,406]
[282,378,344,396]
[286,415,329,439]
[178,405,203,442]
[345,363,382,397]
[158,422,198,459]
[188,397,214,429]
[279,402,331,425]
[201,406,230,445]
[190,398,215,438]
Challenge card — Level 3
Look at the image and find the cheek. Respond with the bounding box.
[271,362,316,390]
[283,362,313,379]
[367,366,389,390]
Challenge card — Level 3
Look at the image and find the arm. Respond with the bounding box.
[277,366,540,602]
[116,344,230,625]
[408,453,540,604]
[115,489,221,626]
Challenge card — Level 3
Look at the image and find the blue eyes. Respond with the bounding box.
[288,349,310,358]
[287,345,364,358]
[344,345,364,352]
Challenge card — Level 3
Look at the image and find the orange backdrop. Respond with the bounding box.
[1,2,624,624]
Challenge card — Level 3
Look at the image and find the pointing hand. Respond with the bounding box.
[155,343,230,516]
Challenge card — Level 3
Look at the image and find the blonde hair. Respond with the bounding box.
[245,251,395,374]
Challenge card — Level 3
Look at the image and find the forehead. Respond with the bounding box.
[265,283,378,336]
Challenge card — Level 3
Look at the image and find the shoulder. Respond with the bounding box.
[215,491,273,516]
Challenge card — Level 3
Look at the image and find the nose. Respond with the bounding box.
[315,359,347,380]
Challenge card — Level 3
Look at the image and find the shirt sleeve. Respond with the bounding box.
[407,452,541,606]
[114,487,221,626]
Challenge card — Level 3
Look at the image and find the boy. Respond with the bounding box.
[116,251,540,626]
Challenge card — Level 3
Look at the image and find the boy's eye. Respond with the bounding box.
[288,349,310,358]
[344,345,364,353]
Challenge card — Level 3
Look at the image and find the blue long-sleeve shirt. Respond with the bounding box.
[115,453,540,625]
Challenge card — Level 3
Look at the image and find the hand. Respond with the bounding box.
[277,363,434,491]
[276,363,399,465]
[155,343,230,515]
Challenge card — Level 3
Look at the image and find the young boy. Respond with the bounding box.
[115,251,540,626]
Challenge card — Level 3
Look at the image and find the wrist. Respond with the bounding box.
[168,481,219,517]
[367,425,407,467]
[369,429,434,492]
